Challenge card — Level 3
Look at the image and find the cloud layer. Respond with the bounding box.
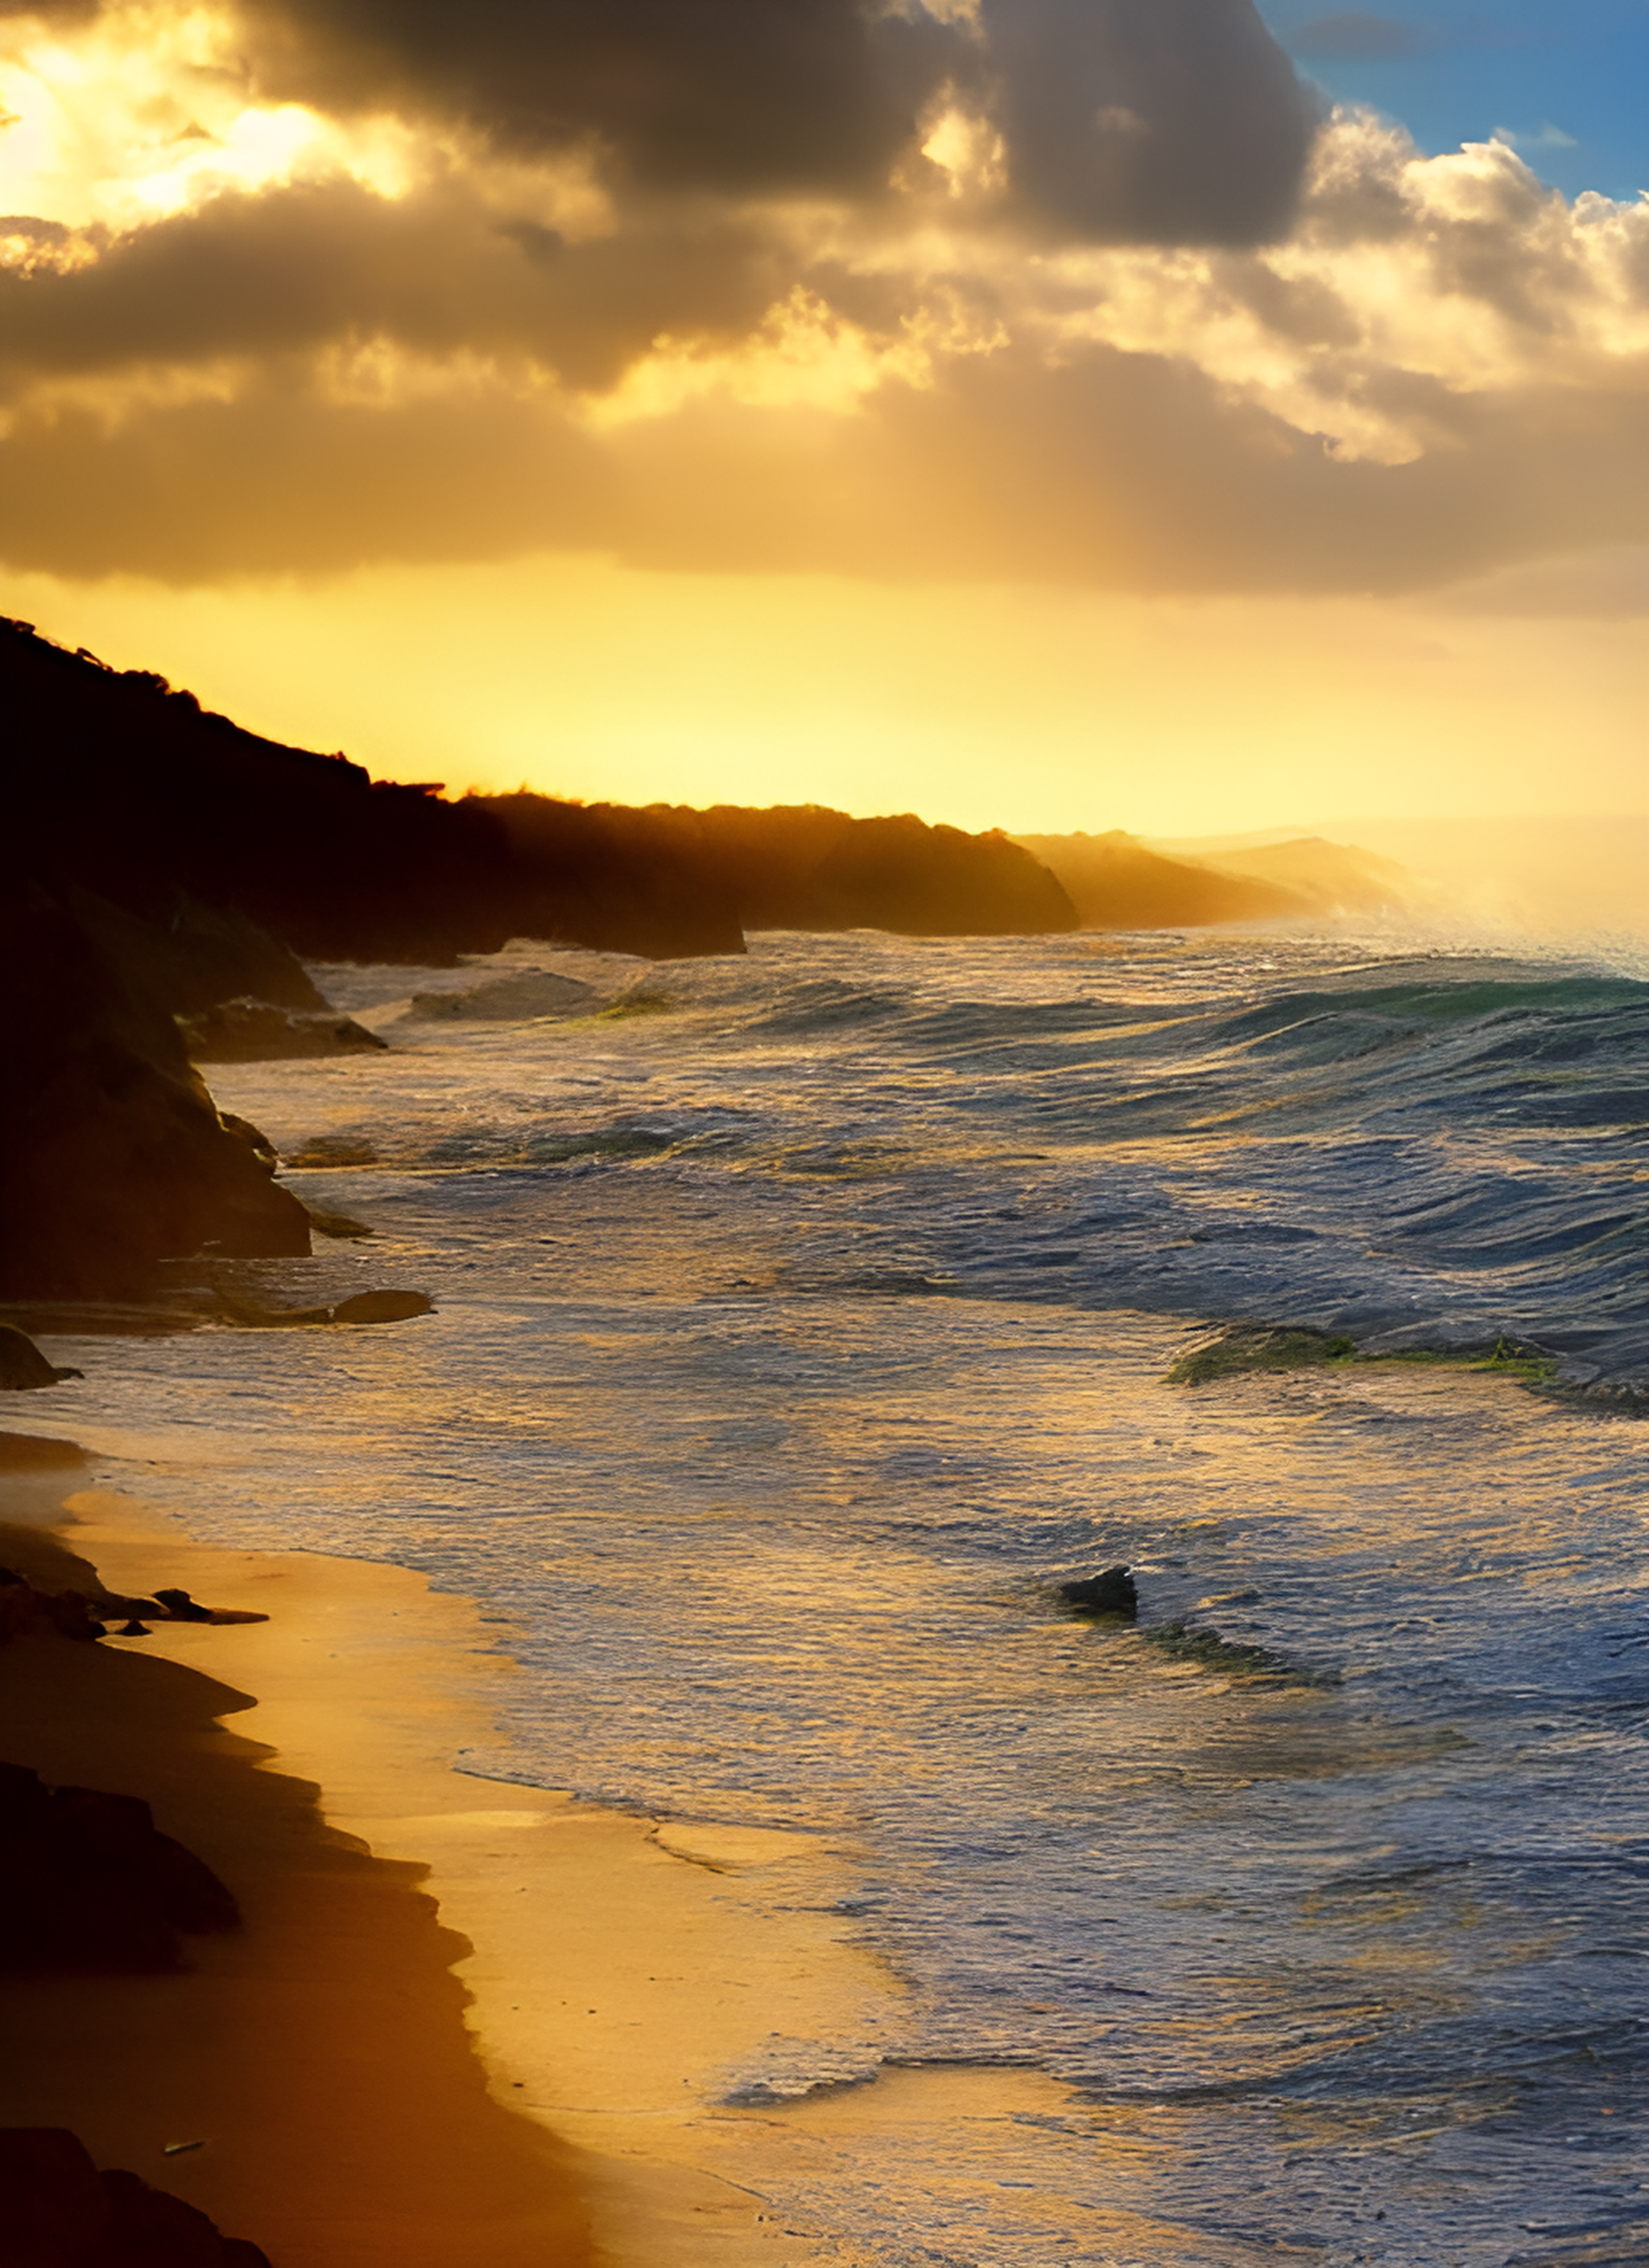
[0,0,1644,597]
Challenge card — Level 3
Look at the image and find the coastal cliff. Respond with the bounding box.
[2,617,1078,1297]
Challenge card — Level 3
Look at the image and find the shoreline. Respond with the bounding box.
[0,1433,915,2266]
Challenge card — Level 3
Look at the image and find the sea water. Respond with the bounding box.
[35,928,1649,2265]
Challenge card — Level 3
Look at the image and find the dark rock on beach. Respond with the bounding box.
[0,1764,239,1973]
[0,1579,105,1645]
[0,1528,267,1637]
[0,2128,273,2266]
[1060,1566,1139,1620]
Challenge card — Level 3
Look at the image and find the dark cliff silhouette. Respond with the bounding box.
[481,797,1075,940]
[4,620,1074,962]
[2,619,1076,1297]
[2,617,739,966]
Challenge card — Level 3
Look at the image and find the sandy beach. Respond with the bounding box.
[0,1429,917,2267]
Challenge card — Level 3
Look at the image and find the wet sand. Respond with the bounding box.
[0,1438,912,2266]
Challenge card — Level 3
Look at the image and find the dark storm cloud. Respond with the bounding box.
[240,0,1317,241]
[0,0,1326,412]
[0,180,785,393]
[242,0,943,194]
[979,0,1320,243]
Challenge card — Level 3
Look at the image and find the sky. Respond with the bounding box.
[1,0,1644,836]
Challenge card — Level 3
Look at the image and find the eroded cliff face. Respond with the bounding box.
[0,884,310,1300]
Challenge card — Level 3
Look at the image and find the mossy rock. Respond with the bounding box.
[1168,1323,1559,1391]
[1359,1339,1560,1387]
[1168,1325,1355,1385]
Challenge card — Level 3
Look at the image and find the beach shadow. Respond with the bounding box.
[0,1623,596,2268]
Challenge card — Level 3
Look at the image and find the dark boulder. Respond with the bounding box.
[0,1579,105,1645]
[69,888,325,1022]
[150,1588,211,1624]
[0,1765,238,1973]
[1059,1566,1139,1620]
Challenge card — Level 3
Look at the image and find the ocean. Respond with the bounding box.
[36,926,1649,2265]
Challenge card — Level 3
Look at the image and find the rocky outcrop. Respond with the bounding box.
[283,1136,378,1168]
[0,1579,106,1645]
[1059,1567,1138,1620]
[0,885,311,1301]
[0,1764,239,1973]
[179,999,388,1062]
[0,2128,272,2266]
[69,889,326,1021]
[329,1289,434,1324]
[0,1326,80,1391]
[0,1566,268,1640]
[407,969,597,1020]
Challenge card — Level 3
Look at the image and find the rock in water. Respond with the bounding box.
[304,1205,374,1240]
[407,968,597,1020]
[180,997,388,1062]
[1060,1566,1139,1620]
[332,1289,434,1325]
[0,1325,71,1391]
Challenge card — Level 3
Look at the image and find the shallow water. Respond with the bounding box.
[34,928,1649,2265]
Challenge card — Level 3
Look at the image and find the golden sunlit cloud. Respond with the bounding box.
[1,0,1643,832]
